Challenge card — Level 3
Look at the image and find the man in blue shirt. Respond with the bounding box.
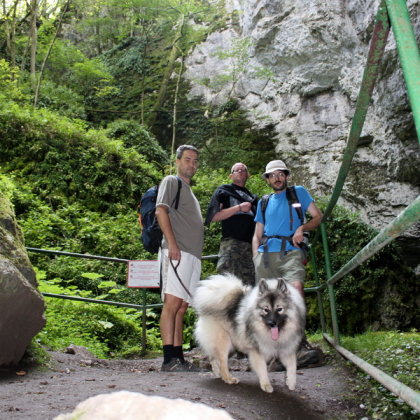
[252,160,323,368]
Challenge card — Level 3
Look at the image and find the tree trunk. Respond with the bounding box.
[34,0,69,107]
[2,0,20,72]
[30,0,38,89]
[147,13,185,128]
[171,53,184,158]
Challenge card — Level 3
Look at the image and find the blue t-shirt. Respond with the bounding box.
[254,186,313,253]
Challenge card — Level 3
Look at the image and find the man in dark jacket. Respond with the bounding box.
[205,163,258,285]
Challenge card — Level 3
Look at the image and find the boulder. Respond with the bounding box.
[0,192,46,366]
[53,391,234,420]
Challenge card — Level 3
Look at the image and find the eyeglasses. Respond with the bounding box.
[232,169,248,173]
[267,172,287,179]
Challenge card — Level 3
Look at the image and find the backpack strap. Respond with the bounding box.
[261,193,273,224]
[173,176,182,210]
[286,186,304,230]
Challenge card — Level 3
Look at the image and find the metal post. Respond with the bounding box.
[321,223,340,345]
[142,289,147,355]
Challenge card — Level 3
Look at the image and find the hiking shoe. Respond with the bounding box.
[297,337,324,368]
[161,358,186,372]
[181,360,202,372]
[161,358,201,372]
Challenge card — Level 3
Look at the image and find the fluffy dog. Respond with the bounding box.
[193,274,306,392]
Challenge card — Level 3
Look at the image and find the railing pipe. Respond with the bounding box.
[41,292,163,309]
[321,223,340,345]
[326,194,420,287]
[324,333,420,413]
[27,247,218,261]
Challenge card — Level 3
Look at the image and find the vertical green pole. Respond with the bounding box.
[142,288,147,355]
[385,0,420,144]
[321,223,340,346]
[309,246,327,333]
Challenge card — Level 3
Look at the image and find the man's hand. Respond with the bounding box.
[292,226,305,247]
[168,242,181,261]
[240,201,252,213]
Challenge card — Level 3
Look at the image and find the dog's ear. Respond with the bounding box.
[258,278,269,294]
[277,278,289,294]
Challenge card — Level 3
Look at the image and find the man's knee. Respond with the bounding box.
[290,281,304,297]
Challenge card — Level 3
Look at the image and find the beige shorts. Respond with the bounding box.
[158,249,201,304]
[253,249,306,284]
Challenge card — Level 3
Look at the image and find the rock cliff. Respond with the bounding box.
[183,0,420,270]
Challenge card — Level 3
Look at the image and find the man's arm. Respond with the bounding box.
[212,201,252,222]
[155,205,181,261]
[292,201,323,247]
[252,222,264,257]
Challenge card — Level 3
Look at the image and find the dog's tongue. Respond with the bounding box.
[270,327,279,340]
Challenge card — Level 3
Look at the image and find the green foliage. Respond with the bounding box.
[31,80,87,120]
[37,276,162,357]
[0,172,16,199]
[0,101,161,213]
[341,331,420,419]
[106,119,168,164]
[0,59,28,103]
[305,199,419,335]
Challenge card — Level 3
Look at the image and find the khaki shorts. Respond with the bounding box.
[253,250,306,284]
[158,249,201,304]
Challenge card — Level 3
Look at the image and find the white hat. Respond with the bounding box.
[261,160,290,179]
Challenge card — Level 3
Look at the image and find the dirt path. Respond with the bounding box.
[0,349,365,420]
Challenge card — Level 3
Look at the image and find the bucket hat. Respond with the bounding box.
[261,160,290,179]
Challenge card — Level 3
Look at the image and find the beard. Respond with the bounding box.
[271,179,287,192]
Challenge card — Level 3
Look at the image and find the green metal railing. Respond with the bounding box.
[27,247,217,355]
[306,0,420,412]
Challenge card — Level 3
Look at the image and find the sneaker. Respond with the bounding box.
[181,360,202,372]
[161,358,186,372]
[161,358,201,372]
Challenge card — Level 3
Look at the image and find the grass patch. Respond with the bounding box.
[310,331,420,419]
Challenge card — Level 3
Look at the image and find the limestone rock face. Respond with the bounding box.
[0,193,46,366]
[183,0,420,269]
[53,391,234,420]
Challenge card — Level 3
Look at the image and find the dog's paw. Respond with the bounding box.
[261,383,274,393]
[223,376,240,385]
[286,378,296,391]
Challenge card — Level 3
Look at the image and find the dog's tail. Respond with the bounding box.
[193,273,244,315]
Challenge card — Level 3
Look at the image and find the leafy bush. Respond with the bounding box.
[305,199,420,335]
[37,273,162,358]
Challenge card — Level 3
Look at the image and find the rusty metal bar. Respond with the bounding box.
[324,333,420,412]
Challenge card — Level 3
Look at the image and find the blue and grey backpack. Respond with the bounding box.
[138,177,182,254]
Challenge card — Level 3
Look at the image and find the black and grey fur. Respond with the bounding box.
[193,274,306,392]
